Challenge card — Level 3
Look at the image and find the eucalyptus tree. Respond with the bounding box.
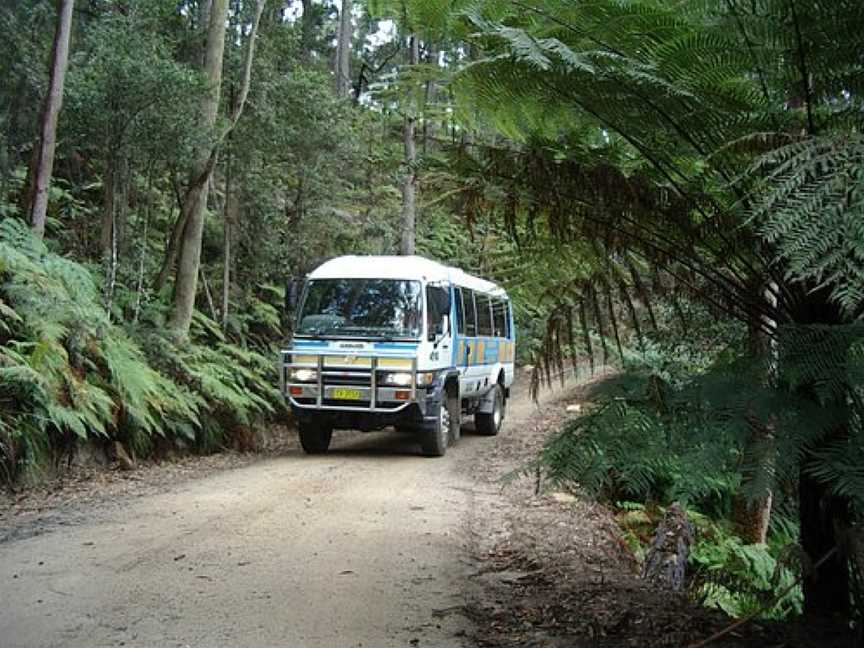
[334,0,353,97]
[170,0,265,339]
[25,0,74,238]
[364,0,464,255]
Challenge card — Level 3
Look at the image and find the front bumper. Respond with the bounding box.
[281,350,444,428]
[282,350,419,411]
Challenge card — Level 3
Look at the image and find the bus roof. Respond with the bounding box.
[307,255,507,298]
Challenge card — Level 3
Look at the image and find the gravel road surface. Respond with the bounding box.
[0,382,549,648]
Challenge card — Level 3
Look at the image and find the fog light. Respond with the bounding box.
[395,390,411,401]
[289,386,303,396]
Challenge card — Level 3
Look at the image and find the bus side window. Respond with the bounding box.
[476,293,493,336]
[492,299,507,338]
[463,289,477,336]
[455,287,466,334]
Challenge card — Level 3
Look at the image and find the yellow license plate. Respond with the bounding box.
[332,388,363,400]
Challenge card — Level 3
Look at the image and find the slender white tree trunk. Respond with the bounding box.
[334,0,352,97]
[399,35,419,256]
[221,148,235,329]
[28,0,75,239]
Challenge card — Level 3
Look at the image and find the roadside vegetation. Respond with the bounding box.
[1,0,863,641]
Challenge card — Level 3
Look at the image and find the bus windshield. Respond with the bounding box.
[296,279,423,339]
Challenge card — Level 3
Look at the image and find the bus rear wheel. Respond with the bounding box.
[298,420,333,454]
[476,384,505,436]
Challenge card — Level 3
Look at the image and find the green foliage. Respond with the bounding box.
[540,322,864,514]
[689,517,802,620]
[540,392,744,517]
[750,135,864,318]
[0,219,281,483]
[64,6,204,164]
[615,502,802,620]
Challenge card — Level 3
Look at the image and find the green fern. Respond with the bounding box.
[0,220,284,481]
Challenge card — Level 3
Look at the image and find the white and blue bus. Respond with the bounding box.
[281,255,515,457]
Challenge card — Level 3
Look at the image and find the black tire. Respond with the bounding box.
[420,400,450,457]
[447,390,461,444]
[476,384,505,436]
[298,420,333,454]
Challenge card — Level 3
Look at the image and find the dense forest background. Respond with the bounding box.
[2,0,864,639]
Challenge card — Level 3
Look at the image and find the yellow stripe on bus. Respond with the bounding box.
[377,358,413,368]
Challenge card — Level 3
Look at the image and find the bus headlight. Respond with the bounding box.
[378,371,436,387]
[416,372,436,386]
[290,368,318,383]
[380,371,413,387]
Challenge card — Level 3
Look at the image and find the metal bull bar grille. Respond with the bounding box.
[280,349,418,413]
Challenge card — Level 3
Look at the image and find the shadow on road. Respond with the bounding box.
[309,426,487,459]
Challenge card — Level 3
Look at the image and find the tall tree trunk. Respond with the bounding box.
[800,464,850,617]
[133,167,154,323]
[197,0,211,65]
[422,42,439,154]
[399,35,419,256]
[100,154,115,261]
[732,282,776,544]
[793,290,852,618]
[27,0,75,239]
[334,0,352,97]
[169,0,229,338]
[300,0,314,62]
[100,155,119,311]
[153,175,187,292]
[221,146,235,329]
[169,0,265,339]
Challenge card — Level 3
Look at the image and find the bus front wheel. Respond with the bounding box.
[298,420,333,454]
[420,401,450,457]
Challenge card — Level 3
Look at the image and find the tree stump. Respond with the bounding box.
[641,502,694,591]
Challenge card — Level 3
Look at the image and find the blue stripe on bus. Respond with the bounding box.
[373,342,419,350]
[293,341,418,350]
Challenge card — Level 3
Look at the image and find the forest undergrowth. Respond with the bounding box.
[532,299,863,638]
[0,219,284,487]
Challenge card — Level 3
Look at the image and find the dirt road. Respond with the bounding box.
[0,382,556,648]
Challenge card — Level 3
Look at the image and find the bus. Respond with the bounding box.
[280,255,516,457]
